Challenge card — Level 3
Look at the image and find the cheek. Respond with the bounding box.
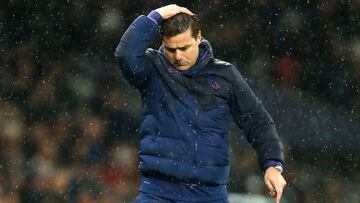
[165,52,174,61]
[188,48,198,60]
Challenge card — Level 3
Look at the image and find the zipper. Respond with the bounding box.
[192,107,199,166]
[190,120,199,166]
[193,128,198,166]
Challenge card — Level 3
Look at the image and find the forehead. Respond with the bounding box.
[162,28,195,48]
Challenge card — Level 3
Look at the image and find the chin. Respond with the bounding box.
[175,65,191,71]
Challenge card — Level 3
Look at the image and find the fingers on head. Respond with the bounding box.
[180,7,194,15]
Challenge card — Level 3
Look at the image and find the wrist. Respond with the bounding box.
[147,10,163,26]
[269,165,284,173]
[261,160,284,173]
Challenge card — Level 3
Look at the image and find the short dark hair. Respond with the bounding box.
[160,13,200,39]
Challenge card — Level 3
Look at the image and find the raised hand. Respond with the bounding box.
[155,4,194,20]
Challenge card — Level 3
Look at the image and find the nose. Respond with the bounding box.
[174,50,183,61]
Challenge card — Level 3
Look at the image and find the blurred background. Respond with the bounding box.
[1,0,360,202]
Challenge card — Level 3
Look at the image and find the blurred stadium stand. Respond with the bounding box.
[1,0,359,202]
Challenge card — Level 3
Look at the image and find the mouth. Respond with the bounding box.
[174,62,187,67]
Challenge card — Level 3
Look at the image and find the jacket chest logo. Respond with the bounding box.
[207,75,221,90]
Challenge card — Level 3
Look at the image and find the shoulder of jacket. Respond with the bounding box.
[146,48,157,54]
[212,58,233,67]
[145,48,161,57]
[208,59,246,84]
[209,58,239,73]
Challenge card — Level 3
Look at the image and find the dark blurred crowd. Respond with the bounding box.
[1,0,359,202]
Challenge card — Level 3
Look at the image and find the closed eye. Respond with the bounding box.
[165,47,176,53]
[178,45,191,51]
[164,44,191,53]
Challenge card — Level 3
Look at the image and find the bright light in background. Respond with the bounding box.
[98,9,124,33]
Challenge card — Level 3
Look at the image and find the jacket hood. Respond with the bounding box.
[159,38,214,76]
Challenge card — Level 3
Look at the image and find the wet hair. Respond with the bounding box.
[160,13,200,39]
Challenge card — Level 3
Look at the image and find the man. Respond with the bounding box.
[115,4,286,203]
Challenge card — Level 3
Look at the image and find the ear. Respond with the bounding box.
[196,30,202,43]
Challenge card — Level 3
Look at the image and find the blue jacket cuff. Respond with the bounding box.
[147,10,163,26]
[261,160,284,172]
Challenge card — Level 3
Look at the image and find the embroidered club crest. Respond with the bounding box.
[208,75,221,90]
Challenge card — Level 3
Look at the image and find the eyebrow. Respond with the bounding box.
[164,44,192,51]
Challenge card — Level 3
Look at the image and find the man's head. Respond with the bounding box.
[160,13,201,71]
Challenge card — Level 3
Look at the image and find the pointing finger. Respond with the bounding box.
[275,188,283,203]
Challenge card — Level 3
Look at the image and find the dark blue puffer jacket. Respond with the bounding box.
[115,15,284,185]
